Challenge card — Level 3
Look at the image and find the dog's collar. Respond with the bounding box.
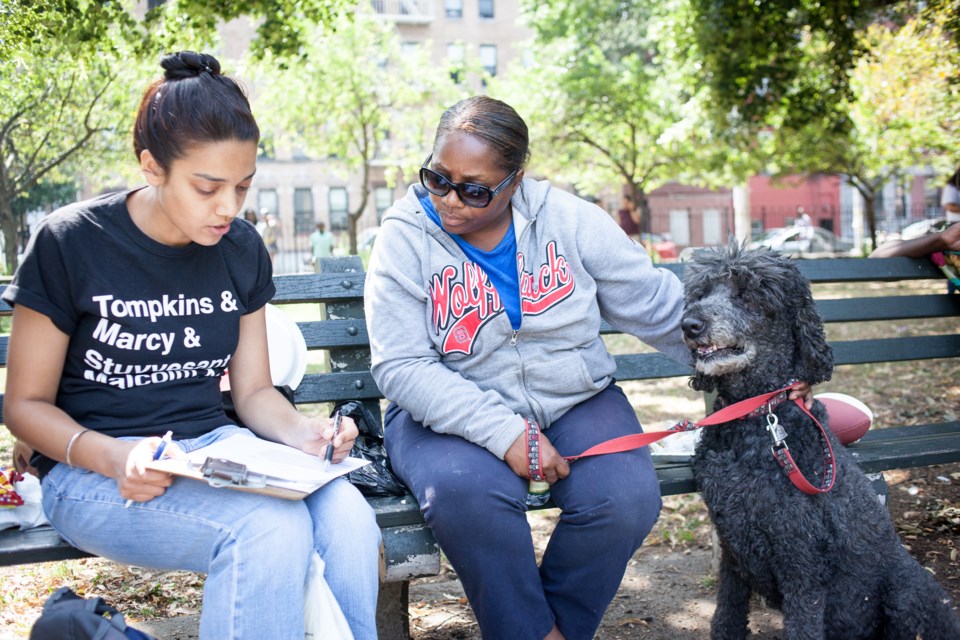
[716,383,796,419]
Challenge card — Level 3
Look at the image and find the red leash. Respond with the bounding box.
[557,384,837,494]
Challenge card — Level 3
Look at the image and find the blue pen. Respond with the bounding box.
[125,431,174,508]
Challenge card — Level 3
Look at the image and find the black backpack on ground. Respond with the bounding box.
[30,587,156,640]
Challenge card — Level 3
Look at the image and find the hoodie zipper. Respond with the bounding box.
[510,216,546,426]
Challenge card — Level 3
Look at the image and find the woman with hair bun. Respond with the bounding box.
[3,52,380,638]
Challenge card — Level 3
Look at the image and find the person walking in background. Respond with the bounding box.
[242,207,259,226]
[309,221,335,272]
[259,210,280,267]
[2,51,380,639]
[794,206,814,239]
[616,193,640,240]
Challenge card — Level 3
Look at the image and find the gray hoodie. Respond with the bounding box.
[365,178,691,459]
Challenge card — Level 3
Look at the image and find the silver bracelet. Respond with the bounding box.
[65,430,91,468]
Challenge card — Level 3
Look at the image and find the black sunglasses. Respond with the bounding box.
[419,155,518,208]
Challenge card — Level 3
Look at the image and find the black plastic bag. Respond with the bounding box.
[334,400,408,497]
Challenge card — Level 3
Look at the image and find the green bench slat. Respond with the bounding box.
[0,527,92,567]
[609,334,960,384]
[368,494,429,528]
[0,494,428,568]
[299,318,370,350]
[653,421,960,497]
[795,256,945,283]
[272,272,365,303]
[653,256,945,283]
[832,334,960,365]
[613,353,695,380]
[817,294,960,323]
[293,370,382,405]
[848,421,960,472]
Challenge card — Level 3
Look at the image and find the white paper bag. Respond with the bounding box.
[0,472,49,531]
[304,551,354,640]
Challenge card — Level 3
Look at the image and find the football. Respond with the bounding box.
[816,392,873,445]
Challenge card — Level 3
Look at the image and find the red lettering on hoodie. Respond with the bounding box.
[429,242,576,355]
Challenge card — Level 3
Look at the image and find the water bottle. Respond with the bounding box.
[526,479,551,507]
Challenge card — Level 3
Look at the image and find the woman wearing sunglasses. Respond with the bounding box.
[365,95,690,639]
[365,96,686,640]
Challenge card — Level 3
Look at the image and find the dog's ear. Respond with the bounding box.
[790,275,834,385]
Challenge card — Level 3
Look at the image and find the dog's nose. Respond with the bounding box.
[681,315,704,337]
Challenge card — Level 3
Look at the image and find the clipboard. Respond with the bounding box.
[147,433,371,500]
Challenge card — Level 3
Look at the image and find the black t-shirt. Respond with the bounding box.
[3,190,276,475]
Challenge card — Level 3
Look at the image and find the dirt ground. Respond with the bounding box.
[405,462,960,640]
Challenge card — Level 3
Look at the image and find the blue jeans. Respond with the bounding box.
[385,384,663,640]
[41,426,381,640]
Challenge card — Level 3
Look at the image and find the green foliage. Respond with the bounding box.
[0,0,351,273]
[12,178,77,217]
[679,0,895,137]
[506,0,702,225]
[162,0,348,60]
[251,6,462,252]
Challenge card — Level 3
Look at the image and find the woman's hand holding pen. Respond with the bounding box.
[118,434,183,505]
[292,413,358,463]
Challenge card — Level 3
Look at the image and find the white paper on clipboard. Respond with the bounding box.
[149,434,370,499]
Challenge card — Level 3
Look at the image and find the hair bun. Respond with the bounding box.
[161,51,222,80]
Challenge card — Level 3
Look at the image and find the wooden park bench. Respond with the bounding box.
[1,254,958,639]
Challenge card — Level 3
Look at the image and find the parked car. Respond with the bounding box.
[749,226,854,258]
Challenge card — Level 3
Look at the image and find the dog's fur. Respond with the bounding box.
[681,241,960,639]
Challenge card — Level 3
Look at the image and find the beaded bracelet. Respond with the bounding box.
[65,430,91,468]
[525,418,545,482]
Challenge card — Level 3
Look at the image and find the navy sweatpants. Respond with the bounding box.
[384,384,663,640]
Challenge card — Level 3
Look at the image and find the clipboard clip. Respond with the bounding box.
[198,457,268,489]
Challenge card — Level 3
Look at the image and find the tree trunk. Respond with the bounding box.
[632,185,651,235]
[862,194,879,252]
[347,162,372,256]
[0,191,19,275]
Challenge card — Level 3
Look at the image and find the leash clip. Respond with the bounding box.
[766,407,788,447]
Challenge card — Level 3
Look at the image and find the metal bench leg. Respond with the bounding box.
[376,580,410,640]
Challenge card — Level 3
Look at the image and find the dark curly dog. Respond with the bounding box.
[681,242,960,640]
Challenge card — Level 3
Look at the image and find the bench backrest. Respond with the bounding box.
[0,256,957,427]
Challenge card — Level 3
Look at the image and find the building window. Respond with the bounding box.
[447,43,465,84]
[478,0,494,18]
[375,187,393,224]
[257,189,279,218]
[445,0,463,18]
[329,187,349,231]
[294,188,314,235]
[702,209,724,246]
[479,44,497,77]
[668,209,691,246]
